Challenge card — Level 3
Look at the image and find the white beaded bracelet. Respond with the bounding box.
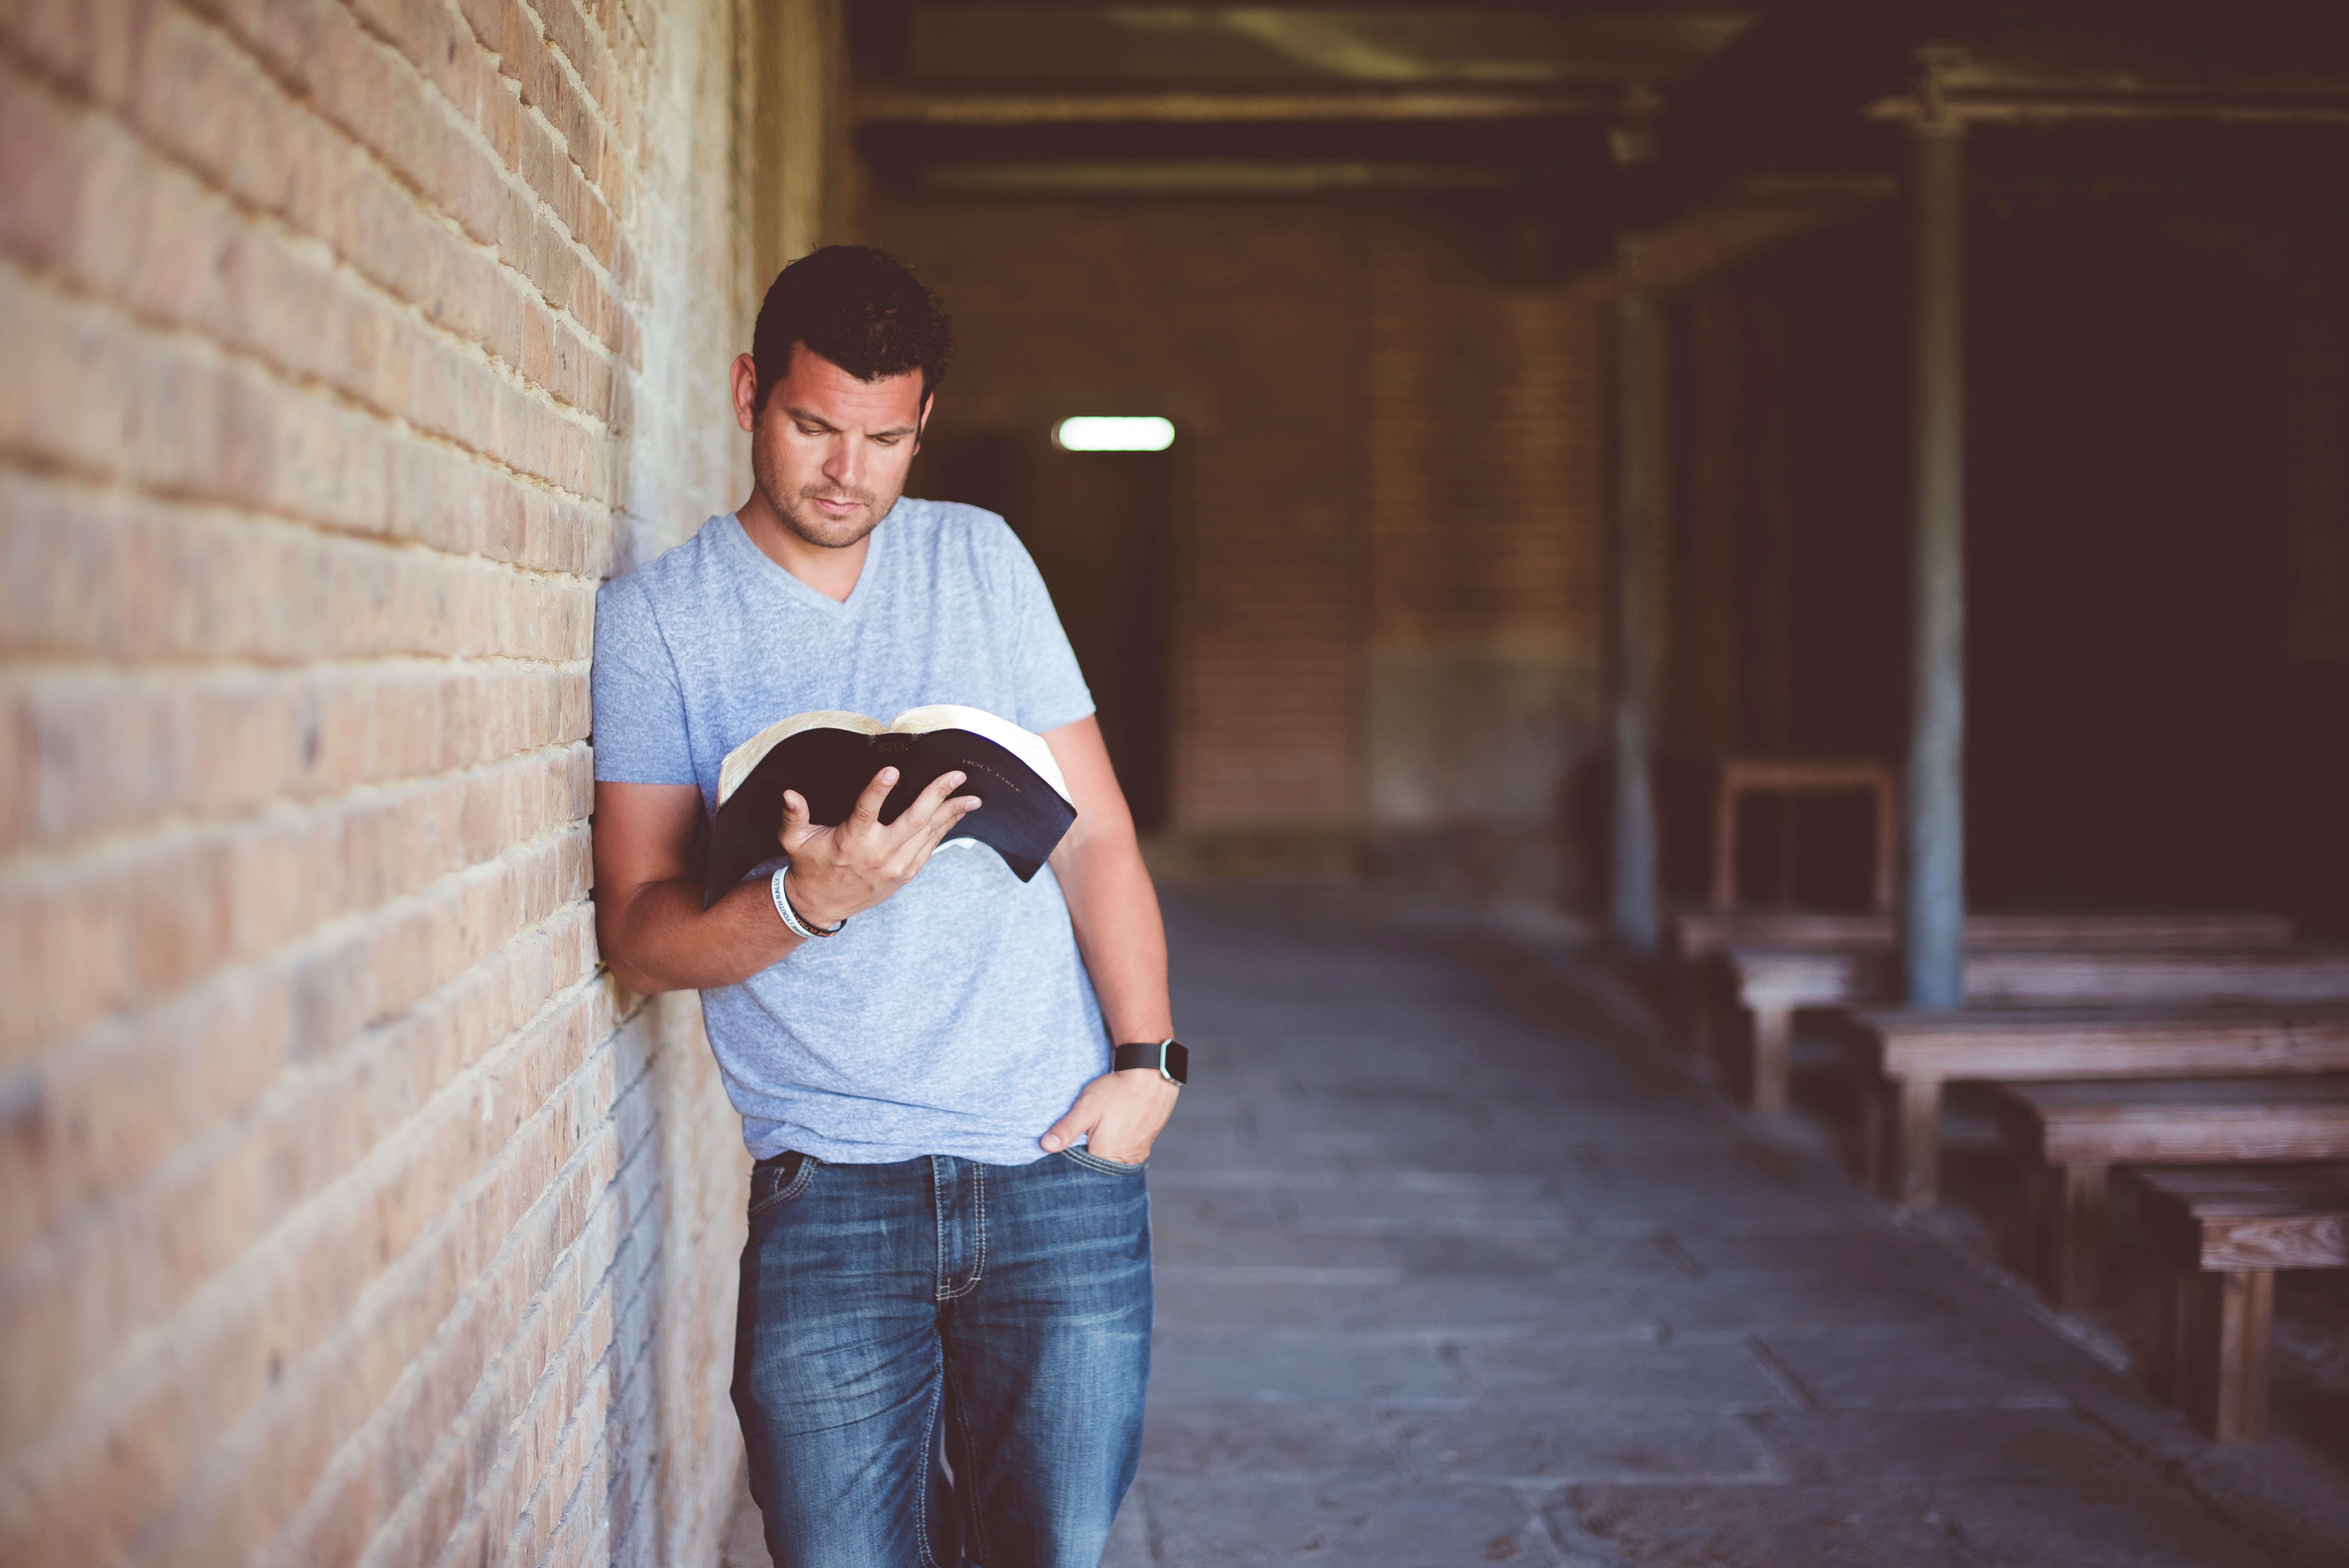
[770,866,845,940]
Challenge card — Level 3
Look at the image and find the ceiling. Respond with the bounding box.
[848,2,2349,261]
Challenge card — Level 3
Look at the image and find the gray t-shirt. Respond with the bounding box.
[591,503,1106,1164]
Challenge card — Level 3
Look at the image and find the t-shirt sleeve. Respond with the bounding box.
[591,576,698,786]
[995,527,1095,735]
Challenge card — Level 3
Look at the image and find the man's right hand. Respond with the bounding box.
[777,766,981,929]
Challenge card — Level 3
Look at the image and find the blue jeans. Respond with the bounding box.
[732,1148,1153,1568]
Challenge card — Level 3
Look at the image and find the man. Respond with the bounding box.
[590,246,1180,1568]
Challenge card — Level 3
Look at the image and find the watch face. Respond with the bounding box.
[1162,1040,1190,1086]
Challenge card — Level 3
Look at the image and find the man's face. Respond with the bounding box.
[737,345,929,550]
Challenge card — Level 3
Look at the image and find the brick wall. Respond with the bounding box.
[860,194,1366,841]
[1361,214,1610,893]
[0,0,814,1561]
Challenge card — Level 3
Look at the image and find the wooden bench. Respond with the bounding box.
[1667,909,2295,962]
[1987,1077,2349,1313]
[1711,945,2349,1116]
[2126,1164,2349,1442]
[1835,1010,2349,1209]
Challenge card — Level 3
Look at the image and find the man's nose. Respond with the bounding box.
[823,435,865,489]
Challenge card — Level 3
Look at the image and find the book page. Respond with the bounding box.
[717,710,884,807]
[890,704,1073,802]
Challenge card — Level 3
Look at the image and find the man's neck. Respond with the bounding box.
[738,491,874,605]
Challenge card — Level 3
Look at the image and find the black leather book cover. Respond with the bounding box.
[703,726,1078,906]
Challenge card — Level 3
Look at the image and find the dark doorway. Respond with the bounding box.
[907,431,1176,833]
[1968,208,2303,917]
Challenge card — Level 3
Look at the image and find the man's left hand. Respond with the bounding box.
[1040,1069,1181,1165]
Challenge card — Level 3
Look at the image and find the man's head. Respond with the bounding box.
[733,247,953,551]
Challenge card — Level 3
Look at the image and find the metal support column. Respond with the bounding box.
[1903,56,1968,1008]
[1610,238,1661,956]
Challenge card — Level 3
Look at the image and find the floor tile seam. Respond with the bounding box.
[1263,1221,1850,1236]
[1128,1468,1796,1493]
[1657,1325,1997,1345]
[1157,1325,1669,1343]
[1147,1397,1817,1416]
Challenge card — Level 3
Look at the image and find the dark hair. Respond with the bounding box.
[751,246,952,415]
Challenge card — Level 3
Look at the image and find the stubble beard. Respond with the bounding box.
[751,439,899,552]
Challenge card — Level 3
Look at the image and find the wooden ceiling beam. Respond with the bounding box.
[1864,39,2349,129]
[852,84,1613,126]
[1869,93,2349,127]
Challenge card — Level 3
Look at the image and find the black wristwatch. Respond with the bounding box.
[1113,1038,1189,1086]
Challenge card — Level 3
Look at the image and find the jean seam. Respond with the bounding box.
[914,1350,947,1568]
[1062,1147,1144,1175]
[932,1156,949,1303]
[745,1153,815,1222]
[938,1161,987,1301]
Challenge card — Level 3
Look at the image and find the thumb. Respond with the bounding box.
[776,789,812,850]
[1039,1094,1100,1155]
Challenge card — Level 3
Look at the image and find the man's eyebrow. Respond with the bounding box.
[783,406,918,438]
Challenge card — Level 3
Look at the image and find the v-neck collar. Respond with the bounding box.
[720,507,892,616]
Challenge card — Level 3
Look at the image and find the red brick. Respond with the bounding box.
[486,1314,617,1568]
[147,1049,631,1568]
[0,682,27,852]
[0,0,628,382]
[187,0,630,350]
[0,752,589,1063]
[0,267,615,571]
[0,478,598,669]
[258,1045,650,1568]
[2,663,589,854]
[1,991,621,1568]
[0,0,758,1558]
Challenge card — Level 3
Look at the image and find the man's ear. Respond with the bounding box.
[914,392,934,450]
[732,353,760,434]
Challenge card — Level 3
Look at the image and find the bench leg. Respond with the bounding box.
[1892,1076,1941,1208]
[1687,991,1728,1069]
[1711,782,1739,911]
[2027,1161,2109,1312]
[1661,968,1691,1053]
[1870,780,1897,913]
[1750,1002,1793,1116]
[1697,994,1751,1084]
[2176,1270,2274,1442]
[1859,1077,1888,1191]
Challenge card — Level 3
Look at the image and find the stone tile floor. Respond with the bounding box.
[723,886,2349,1566]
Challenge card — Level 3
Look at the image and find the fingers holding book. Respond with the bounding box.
[842,761,903,829]
[775,766,983,928]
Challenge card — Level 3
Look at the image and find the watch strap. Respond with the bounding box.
[1113,1038,1188,1086]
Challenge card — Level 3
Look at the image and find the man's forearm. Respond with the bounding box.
[598,876,802,994]
[1039,820,1180,1162]
[1055,832,1172,1043]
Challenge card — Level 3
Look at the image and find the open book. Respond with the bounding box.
[703,704,1078,904]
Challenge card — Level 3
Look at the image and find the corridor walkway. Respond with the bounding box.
[726,886,2349,1566]
[1099,888,2349,1567]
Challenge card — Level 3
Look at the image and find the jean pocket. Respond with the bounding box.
[1059,1146,1145,1175]
[747,1150,817,1220]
